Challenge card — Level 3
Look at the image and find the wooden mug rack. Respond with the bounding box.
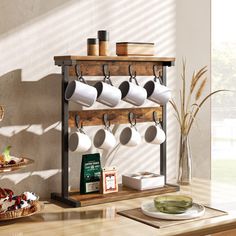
[51,56,179,207]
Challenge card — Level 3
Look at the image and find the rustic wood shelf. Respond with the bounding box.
[54,55,175,63]
[52,184,179,207]
[51,55,176,207]
[69,107,162,127]
[54,56,174,76]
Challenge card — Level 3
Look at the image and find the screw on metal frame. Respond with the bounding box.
[102,64,113,85]
[128,112,137,127]
[75,64,87,84]
[128,65,139,85]
[153,64,163,84]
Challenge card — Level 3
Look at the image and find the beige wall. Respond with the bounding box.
[176,0,211,179]
[0,0,210,198]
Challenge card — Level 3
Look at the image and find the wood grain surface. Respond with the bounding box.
[68,61,163,76]
[54,55,175,62]
[68,184,179,207]
[69,107,162,127]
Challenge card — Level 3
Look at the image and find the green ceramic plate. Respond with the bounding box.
[154,195,193,214]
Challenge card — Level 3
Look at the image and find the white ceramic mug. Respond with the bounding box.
[65,80,97,107]
[119,81,147,106]
[144,124,166,144]
[94,128,116,150]
[144,80,171,105]
[94,81,121,107]
[69,131,92,152]
[120,126,141,146]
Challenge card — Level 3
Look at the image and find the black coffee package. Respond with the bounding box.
[80,153,101,194]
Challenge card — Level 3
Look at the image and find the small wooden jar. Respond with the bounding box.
[87,38,99,56]
[98,30,109,56]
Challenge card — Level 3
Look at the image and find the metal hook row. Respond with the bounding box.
[74,111,160,131]
[74,64,163,85]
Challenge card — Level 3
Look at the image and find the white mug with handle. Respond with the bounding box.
[120,112,141,146]
[94,66,121,107]
[119,65,147,106]
[93,114,116,150]
[144,111,166,145]
[69,115,92,152]
[65,65,97,107]
[144,65,171,105]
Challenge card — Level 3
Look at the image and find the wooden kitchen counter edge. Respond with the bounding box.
[1,179,236,236]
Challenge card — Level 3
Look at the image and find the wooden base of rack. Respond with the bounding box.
[51,184,179,207]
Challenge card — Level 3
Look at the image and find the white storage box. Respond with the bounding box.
[122,172,165,190]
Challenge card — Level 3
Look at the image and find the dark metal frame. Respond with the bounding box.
[51,59,175,207]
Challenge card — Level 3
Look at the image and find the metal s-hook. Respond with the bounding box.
[153,65,163,84]
[153,111,161,126]
[128,65,139,85]
[74,114,85,133]
[103,64,113,86]
[75,64,87,84]
[103,113,111,130]
[128,112,137,127]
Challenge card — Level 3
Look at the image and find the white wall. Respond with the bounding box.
[0,0,211,198]
[176,0,211,179]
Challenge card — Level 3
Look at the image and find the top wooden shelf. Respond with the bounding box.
[54,55,175,64]
[54,55,175,76]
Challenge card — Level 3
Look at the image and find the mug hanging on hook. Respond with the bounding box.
[118,65,147,106]
[144,111,166,145]
[65,64,97,107]
[69,114,92,152]
[143,65,171,105]
[94,65,122,107]
[93,113,116,150]
[119,112,141,146]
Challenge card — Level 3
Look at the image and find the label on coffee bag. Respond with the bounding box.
[86,182,100,193]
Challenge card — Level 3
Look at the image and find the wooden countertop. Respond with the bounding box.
[1,178,236,236]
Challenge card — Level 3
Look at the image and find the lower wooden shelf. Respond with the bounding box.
[51,184,180,207]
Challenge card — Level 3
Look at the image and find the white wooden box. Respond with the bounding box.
[122,172,165,190]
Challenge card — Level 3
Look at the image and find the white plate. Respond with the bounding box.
[141,201,205,220]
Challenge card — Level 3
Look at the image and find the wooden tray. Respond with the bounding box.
[0,158,34,173]
[117,206,227,228]
[0,201,43,221]
[52,184,180,207]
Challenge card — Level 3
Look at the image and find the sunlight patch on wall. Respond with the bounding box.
[0,122,61,137]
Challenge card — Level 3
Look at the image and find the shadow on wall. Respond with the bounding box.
[0,69,62,197]
[0,0,76,36]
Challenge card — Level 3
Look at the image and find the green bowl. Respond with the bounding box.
[154,195,193,214]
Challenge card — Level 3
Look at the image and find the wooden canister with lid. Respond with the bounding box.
[98,30,109,56]
[87,38,99,56]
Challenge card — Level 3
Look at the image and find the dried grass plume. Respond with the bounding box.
[170,60,227,136]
